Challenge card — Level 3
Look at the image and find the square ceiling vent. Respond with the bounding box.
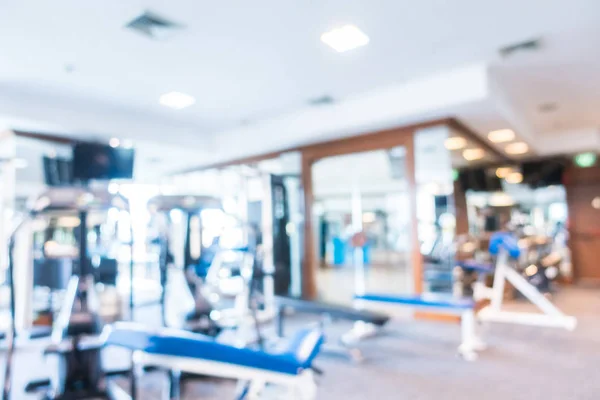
[125,11,183,40]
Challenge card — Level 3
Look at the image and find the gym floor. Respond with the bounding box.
[2,286,599,399]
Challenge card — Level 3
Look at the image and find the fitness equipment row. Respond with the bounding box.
[145,186,577,363]
[2,143,326,400]
[1,144,579,399]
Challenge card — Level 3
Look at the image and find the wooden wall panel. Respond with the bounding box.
[453,180,470,236]
[301,153,317,299]
[564,162,600,283]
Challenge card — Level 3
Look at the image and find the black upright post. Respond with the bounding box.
[159,236,169,327]
[2,236,17,400]
[78,210,89,311]
[129,221,135,322]
[7,237,16,339]
[184,213,193,269]
[78,211,88,275]
[183,212,197,297]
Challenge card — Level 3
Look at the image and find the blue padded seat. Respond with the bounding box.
[456,260,494,273]
[355,293,475,310]
[105,323,323,375]
[489,232,521,258]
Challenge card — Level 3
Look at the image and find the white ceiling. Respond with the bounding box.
[1,0,600,172]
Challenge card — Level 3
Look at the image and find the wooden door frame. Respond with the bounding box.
[564,163,600,283]
[299,123,434,299]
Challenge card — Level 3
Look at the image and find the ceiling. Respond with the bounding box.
[1,0,600,174]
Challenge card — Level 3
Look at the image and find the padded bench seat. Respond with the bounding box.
[355,293,475,310]
[456,260,494,273]
[105,323,324,376]
[276,296,390,326]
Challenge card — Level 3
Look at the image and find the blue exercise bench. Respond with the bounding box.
[477,232,577,331]
[354,292,480,360]
[103,322,324,400]
[355,232,576,361]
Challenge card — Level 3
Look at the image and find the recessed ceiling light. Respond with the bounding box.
[488,129,515,143]
[489,192,515,207]
[159,91,196,109]
[505,172,523,184]
[505,142,529,155]
[444,137,467,150]
[321,25,369,53]
[109,138,120,148]
[462,148,485,161]
[496,167,513,178]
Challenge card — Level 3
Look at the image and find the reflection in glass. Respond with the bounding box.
[312,149,412,305]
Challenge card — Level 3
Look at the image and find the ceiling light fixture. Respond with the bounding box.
[462,148,485,161]
[496,167,513,178]
[489,192,515,207]
[488,129,515,143]
[159,91,196,109]
[505,142,529,155]
[505,171,523,184]
[321,24,369,53]
[444,137,467,150]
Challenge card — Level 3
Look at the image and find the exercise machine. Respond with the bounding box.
[4,187,135,399]
[356,231,577,360]
[476,232,577,330]
[4,140,137,399]
[148,194,280,347]
[4,204,324,400]
[103,322,324,400]
[148,194,223,334]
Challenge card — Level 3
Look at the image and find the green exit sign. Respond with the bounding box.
[574,152,597,168]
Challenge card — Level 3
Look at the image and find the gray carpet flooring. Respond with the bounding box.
[2,286,599,399]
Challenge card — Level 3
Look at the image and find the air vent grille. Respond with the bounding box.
[125,11,183,40]
[499,38,541,58]
[309,95,335,106]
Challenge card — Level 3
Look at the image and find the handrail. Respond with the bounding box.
[50,276,80,343]
[2,216,27,400]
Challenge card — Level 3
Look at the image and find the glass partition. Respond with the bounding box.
[312,148,412,305]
